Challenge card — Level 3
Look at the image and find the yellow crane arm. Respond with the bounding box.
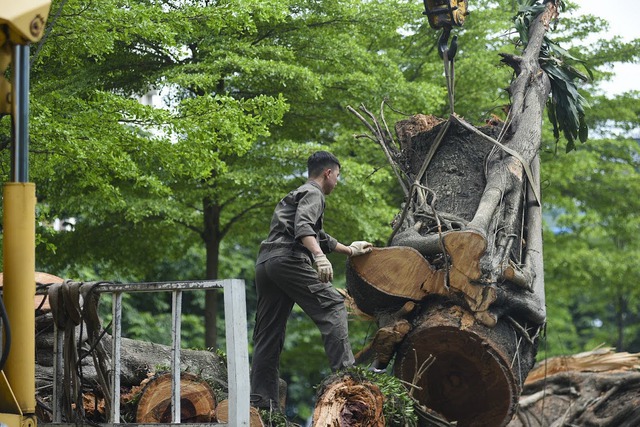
[0,3,50,427]
[422,0,469,29]
[0,0,50,113]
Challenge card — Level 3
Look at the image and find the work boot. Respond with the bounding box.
[250,394,280,411]
[368,359,388,374]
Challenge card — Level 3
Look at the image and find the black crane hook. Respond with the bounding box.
[438,26,458,60]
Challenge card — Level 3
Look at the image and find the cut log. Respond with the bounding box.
[442,230,498,326]
[313,374,385,427]
[346,246,444,316]
[369,319,411,368]
[347,242,497,326]
[354,302,415,366]
[215,400,264,427]
[135,372,216,423]
[82,391,107,421]
[393,302,536,427]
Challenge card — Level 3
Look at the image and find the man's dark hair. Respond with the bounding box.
[307,151,341,178]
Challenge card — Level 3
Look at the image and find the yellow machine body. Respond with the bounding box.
[3,184,37,406]
[0,0,50,113]
[423,0,469,29]
[0,0,49,44]
[0,2,51,427]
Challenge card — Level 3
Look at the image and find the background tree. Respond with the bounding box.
[543,132,640,354]
[16,0,441,348]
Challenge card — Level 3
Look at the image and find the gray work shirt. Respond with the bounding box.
[256,180,338,265]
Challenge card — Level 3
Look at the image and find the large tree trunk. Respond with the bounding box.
[203,196,222,349]
[345,3,557,426]
[393,302,535,426]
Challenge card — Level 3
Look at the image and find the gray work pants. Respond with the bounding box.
[250,255,355,409]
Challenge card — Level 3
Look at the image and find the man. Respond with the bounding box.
[250,151,373,411]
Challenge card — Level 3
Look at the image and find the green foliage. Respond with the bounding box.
[258,409,289,427]
[542,41,590,151]
[22,0,442,287]
[361,370,419,426]
[514,0,591,151]
[542,137,640,354]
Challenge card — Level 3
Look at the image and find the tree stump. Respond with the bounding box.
[312,374,385,427]
[215,399,264,427]
[135,372,216,423]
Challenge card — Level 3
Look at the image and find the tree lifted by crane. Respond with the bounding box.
[0,2,51,427]
[315,1,589,425]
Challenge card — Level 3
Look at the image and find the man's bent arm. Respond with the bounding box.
[302,235,352,256]
[301,235,324,256]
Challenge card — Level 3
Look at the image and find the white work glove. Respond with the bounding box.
[313,254,333,283]
[349,241,373,257]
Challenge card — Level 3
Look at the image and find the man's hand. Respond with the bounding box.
[349,241,373,257]
[314,254,333,282]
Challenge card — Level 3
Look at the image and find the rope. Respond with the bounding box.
[80,282,113,417]
[443,49,455,115]
[48,280,113,422]
[48,280,83,421]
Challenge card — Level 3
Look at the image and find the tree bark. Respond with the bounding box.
[507,349,640,427]
[393,302,536,427]
[345,3,557,425]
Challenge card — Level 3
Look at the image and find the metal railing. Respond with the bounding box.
[45,279,250,426]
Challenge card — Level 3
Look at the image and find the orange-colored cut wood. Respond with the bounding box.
[349,246,444,299]
[135,372,216,423]
[215,400,264,426]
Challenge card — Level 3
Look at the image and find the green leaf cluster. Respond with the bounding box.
[543,44,590,151]
[514,0,590,151]
[352,367,419,427]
